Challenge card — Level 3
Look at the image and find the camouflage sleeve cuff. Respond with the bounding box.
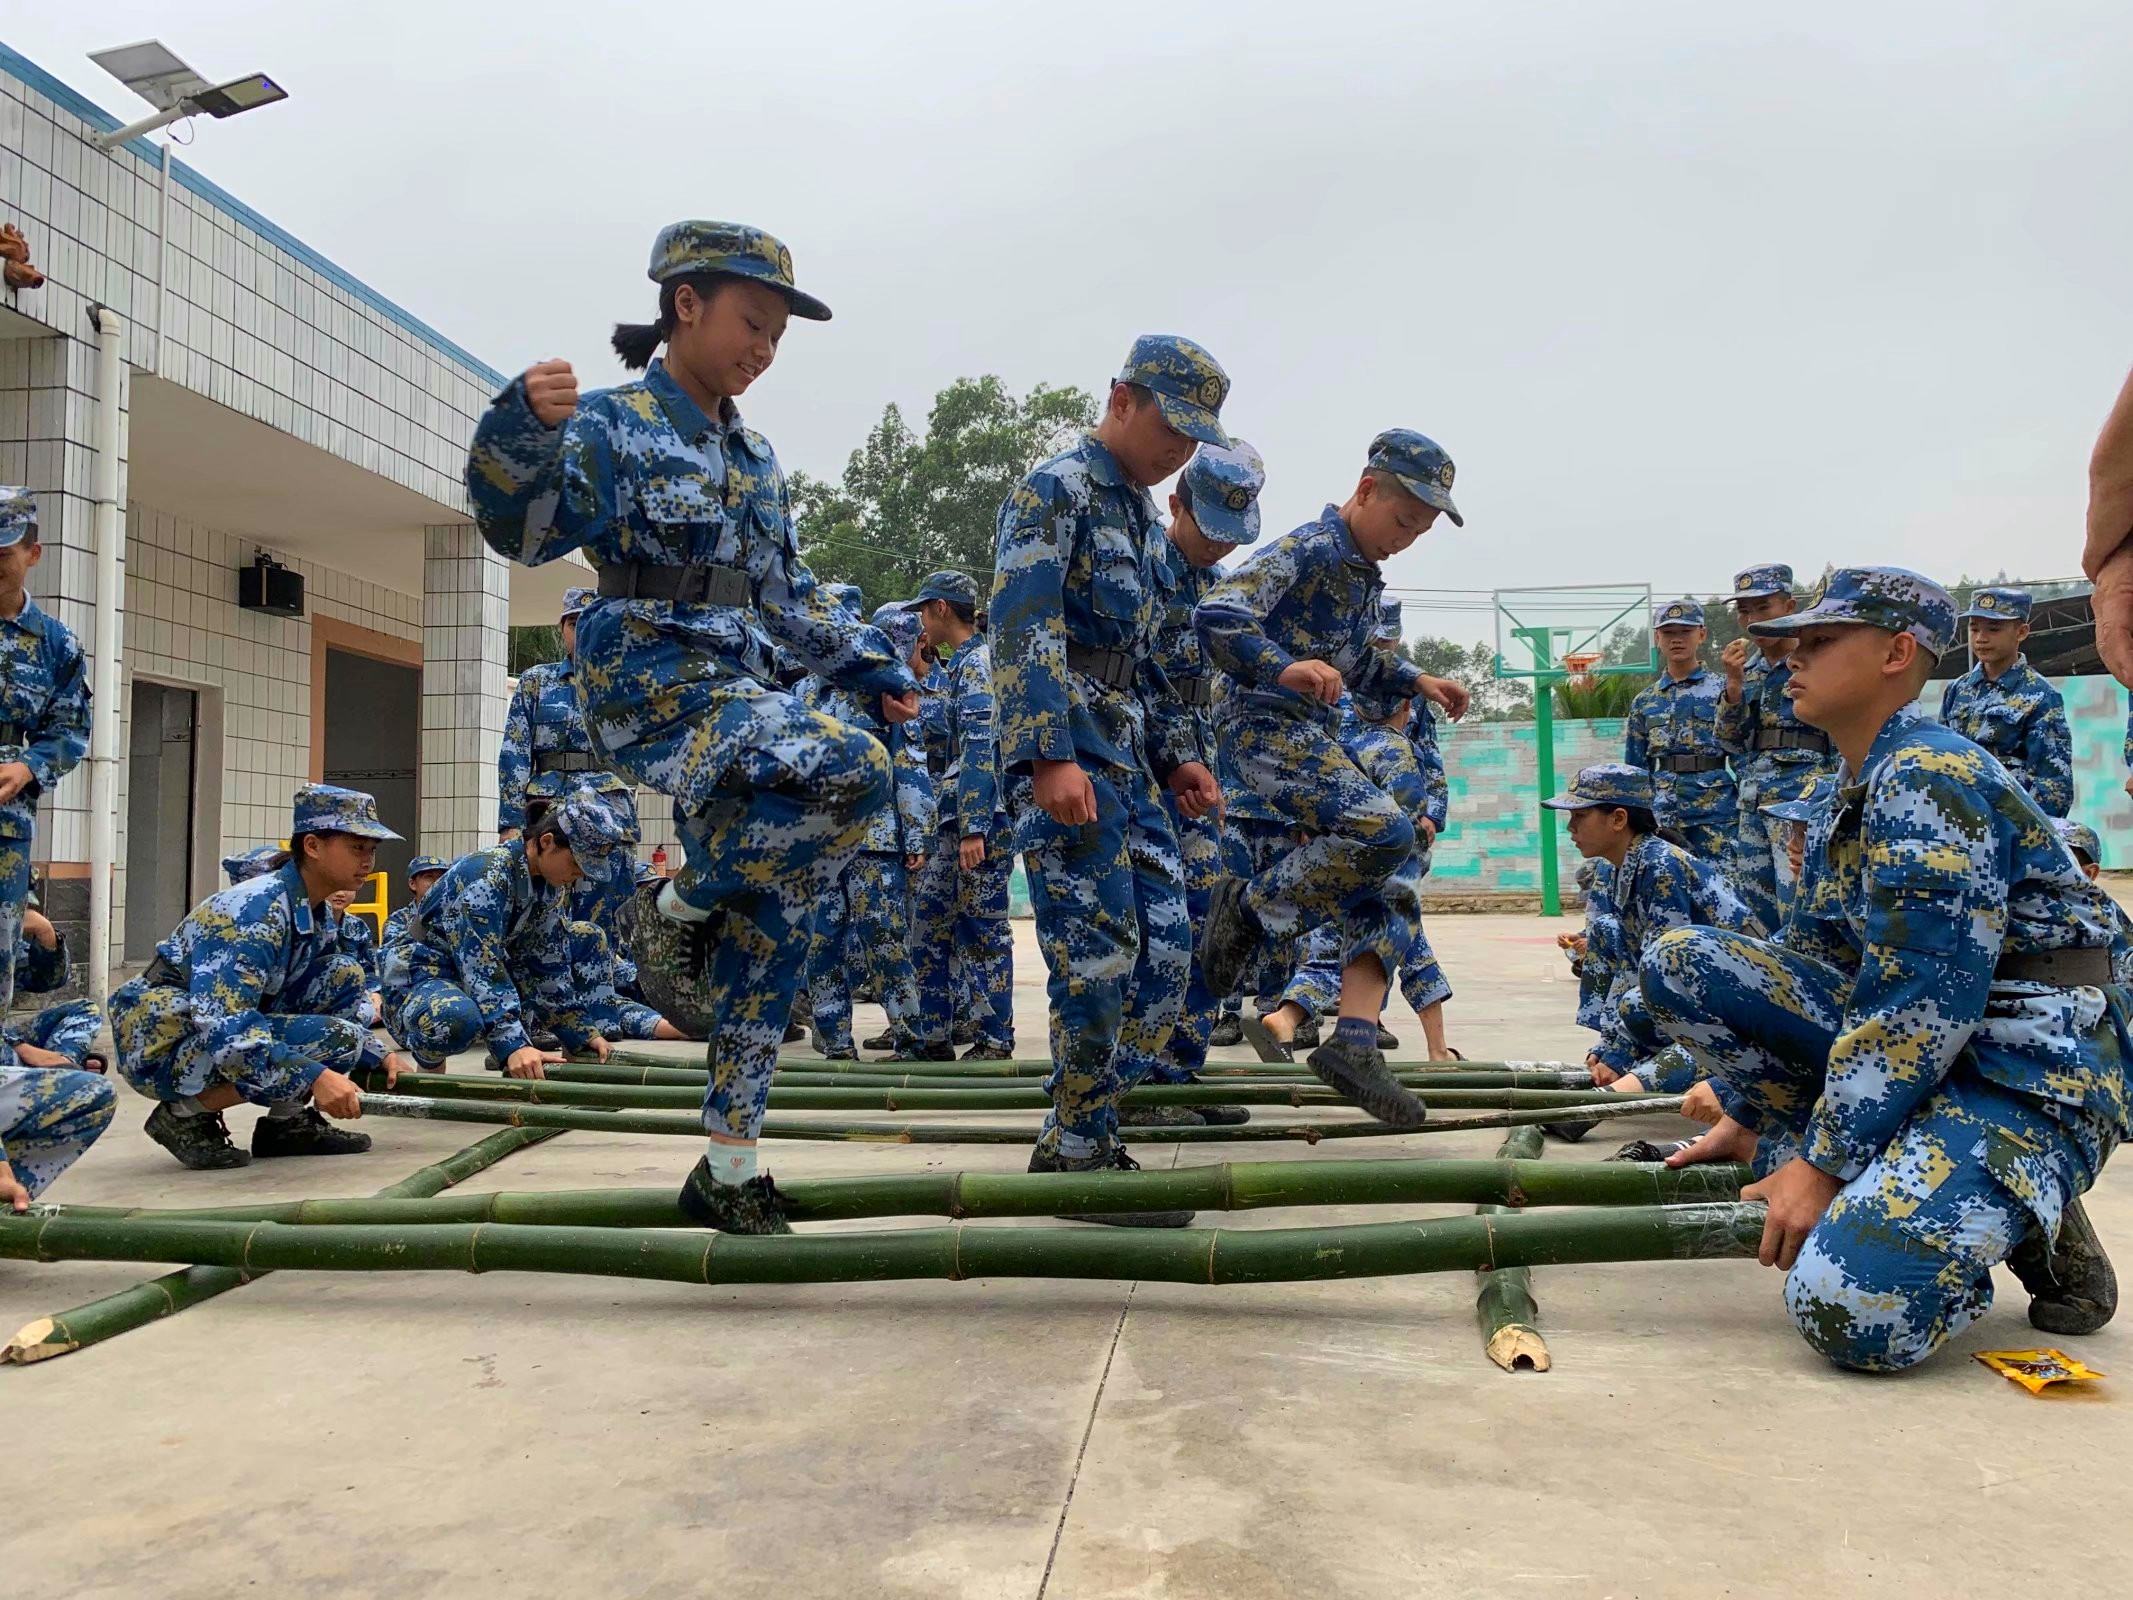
[488,1023,531,1060]
[553,1024,597,1055]
[1800,1115,1873,1183]
[1592,1039,1635,1071]
[1004,722,1077,771]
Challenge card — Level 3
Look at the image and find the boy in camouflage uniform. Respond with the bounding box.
[382,789,636,1075]
[1717,563,1838,919]
[1650,569,2124,1371]
[382,855,449,947]
[467,221,920,1232]
[991,334,1226,1222]
[1939,587,2073,817]
[115,785,413,1170]
[1195,430,1469,1125]
[5,897,103,1072]
[1624,600,1738,862]
[905,570,1017,1061]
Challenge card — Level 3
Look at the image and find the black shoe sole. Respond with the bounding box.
[1199,878,1258,999]
[143,1108,250,1170]
[1305,1042,1428,1128]
[1541,1120,1598,1143]
[2015,1198,2118,1336]
[1238,1013,1293,1064]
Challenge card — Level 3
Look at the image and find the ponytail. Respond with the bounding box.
[610,273,728,371]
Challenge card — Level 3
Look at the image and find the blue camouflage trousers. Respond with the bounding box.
[1012,758,1189,1149]
[569,920,664,1041]
[1727,789,1799,921]
[808,852,920,1053]
[1227,710,1420,992]
[5,998,104,1067]
[911,823,1015,1053]
[1232,818,1302,1015]
[580,638,890,1140]
[114,958,373,1104]
[1285,914,1453,1020]
[1643,927,2108,1372]
[0,841,29,1068]
[1144,797,1225,1083]
[1217,822,1252,1019]
[0,1063,116,1197]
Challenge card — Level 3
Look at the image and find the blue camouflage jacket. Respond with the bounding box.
[937,636,1004,835]
[148,863,388,1086]
[1152,534,1223,769]
[0,596,90,840]
[336,909,379,987]
[990,434,1198,781]
[799,676,935,856]
[1195,506,1427,737]
[1624,667,1739,830]
[1716,652,1837,804]
[1596,832,1763,1066]
[1576,862,1625,1034]
[1411,700,1449,834]
[1938,657,2073,818]
[1783,709,2133,1194]
[465,358,916,746]
[15,927,66,995]
[381,840,600,1059]
[497,658,635,832]
[918,661,953,786]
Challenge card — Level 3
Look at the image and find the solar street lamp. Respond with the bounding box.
[88,39,287,149]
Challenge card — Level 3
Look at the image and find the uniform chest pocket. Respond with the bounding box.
[1864,854,1970,956]
[638,478,729,563]
[1087,528,1145,621]
[1963,703,2028,749]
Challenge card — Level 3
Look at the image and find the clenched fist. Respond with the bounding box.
[1278,659,1344,705]
[523,359,580,427]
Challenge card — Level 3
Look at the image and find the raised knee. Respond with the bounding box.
[1784,1239,1935,1375]
[1640,925,1713,1009]
[1357,811,1416,877]
[844,730,895,815]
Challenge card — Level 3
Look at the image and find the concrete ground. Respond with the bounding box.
[3,912,2127,1599]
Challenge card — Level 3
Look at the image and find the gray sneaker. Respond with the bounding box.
[1028,1141,1194,1228]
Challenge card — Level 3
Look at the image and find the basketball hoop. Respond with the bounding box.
[1563,650,1602,689]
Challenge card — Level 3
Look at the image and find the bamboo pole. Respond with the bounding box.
[2,1125,563,1365]
[55,1157,1750,1230]
[0,1202,1770,1288]
[377,1073,1636,1115]
[356,1092,1684,1144]
[1475,1124,1550,1372]
[604,1049,1587,1082]
[555,1062,1594,1092]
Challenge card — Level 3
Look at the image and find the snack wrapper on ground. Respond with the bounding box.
[1973,1349,2107,1395]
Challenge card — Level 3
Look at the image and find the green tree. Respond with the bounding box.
[1398,637,1534,721]
[795,376,1098,607]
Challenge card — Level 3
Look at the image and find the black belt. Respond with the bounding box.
[596,561,752,607]
[1995,947,2112,986]
[1655,753,1728,774]
[0,722,19,744]
[533,751,599,774]
[144,953,185,988]
[1172,675,1215,709]
[1754,727,1831,754]
[1065,641,1139,692]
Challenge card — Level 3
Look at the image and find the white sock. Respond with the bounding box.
[704,1140,759,1187]
[657,882,713,924]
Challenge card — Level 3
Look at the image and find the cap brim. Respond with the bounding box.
[779,286,833,322]
[1746,603,1864,638]
[1956,608,2021,622]
[1392,474,1464,528]
[1654,621,1703,632]
[1151,392,1230,448]
[344,821,403,842]
[1723,588,1786,603]
[1539,795,1605,811]
[1191,500,1259,546]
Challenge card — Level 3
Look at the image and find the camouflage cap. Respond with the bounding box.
[647,220,830,321]
[1654,599,1706,630]
[1365,430,1462,527]
[909,570,980,609]
[1182,438,1266,546]
[1372,594,1404,645]
[552,787,639,868]
[407,854,449,880]
[1540,762,1656,812]
[0,486,34,550]
[873,602,925,660]
[1958,586,2032,623]
[559,585,596,622]
[823,582,865,619]
[2055,817,2102,866]
[1118,334,1230,447]
[1759,773,1838,824]
[222,844,284,885]
[1746,566,1956,658]
[1727,563,1794,602]
[292,783,402,842]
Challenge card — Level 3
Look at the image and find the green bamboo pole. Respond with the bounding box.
[0,1202,1768,1288]
[556,1062,1594,1092]
[604,1049,1585,1082]
[1475,1124,1550,1372]
[2,1124,563,1365]
[378,1072,1634,1115]
[57,1157,1750,1230]
[355,1091,1684,1144]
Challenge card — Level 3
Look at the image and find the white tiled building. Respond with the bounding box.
[0,42,674,970]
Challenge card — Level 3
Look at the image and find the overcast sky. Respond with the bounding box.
[16,2,2133,640]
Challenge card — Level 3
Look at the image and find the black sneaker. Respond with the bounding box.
[862,1030,897,1051]
[1179,1077,1252,1126]
[2009,1196,2117,1336]
[252,1106,372,1158]
[1305,1036,1428,1128]
[1028,1141,1194,1228]
[1541,1119,1598,1143]
[961,1041,1015,1061]
[1375,1022,1400,1050]
[782,1020,807,1044]
[1208,1013,1243,1048]
[144,1101,250,1170]
[809,1026,857,1060]
[677,1158,794,1234]
[528,1030,562,1051]
[1198,878,1265,999]
[952,1020,978,1048]
[626,882,716,1035]
[1119,1102,1206,1127]
[1293,1015,1322,1051]
[1239,1012,1293,1064]
[1607,1137,1696,1163]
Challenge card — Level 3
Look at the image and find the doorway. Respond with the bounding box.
[124,681,197,962]
[321,648,420,888]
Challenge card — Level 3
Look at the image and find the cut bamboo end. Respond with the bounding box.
[2,1316,71,1364]
[1484,1322,1552,1372]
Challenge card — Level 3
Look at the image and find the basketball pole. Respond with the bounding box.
[1515,625,1563,916]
